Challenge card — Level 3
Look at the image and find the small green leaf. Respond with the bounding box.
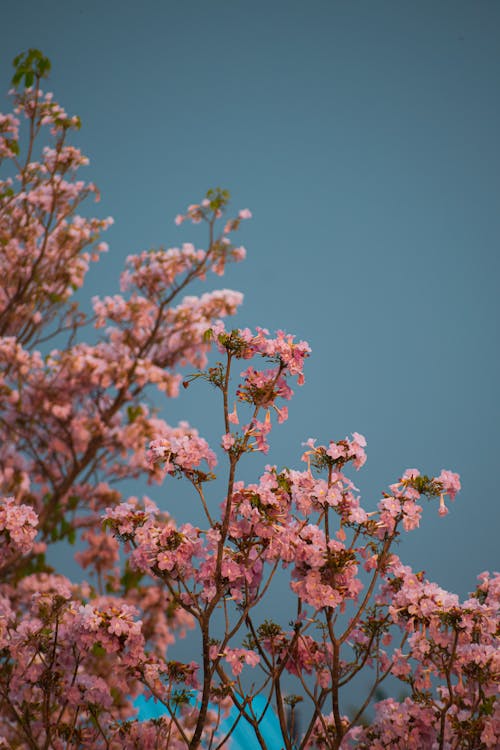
[11,49,52,88]
[8,140,20,156]
[67,495,79,511]
[126,405,143,423]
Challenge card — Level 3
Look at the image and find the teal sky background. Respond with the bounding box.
[1,1,499,608]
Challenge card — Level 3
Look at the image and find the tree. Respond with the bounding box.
[0,51,498,750]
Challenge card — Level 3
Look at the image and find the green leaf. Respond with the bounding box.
[91,642,106,657]
[8,140,20,156]
[126,404,143,423]
[121,563,143,593]
[67,495,79,511]
[11,49,52,88]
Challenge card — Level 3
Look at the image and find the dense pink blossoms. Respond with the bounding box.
[0,496,38,568]
[0,51,498,750]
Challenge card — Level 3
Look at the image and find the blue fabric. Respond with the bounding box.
[135,691,285,748]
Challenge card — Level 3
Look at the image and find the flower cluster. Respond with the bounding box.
[0,496,38,568]
[147,424,217,480]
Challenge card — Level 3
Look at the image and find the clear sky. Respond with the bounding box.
[1,0,498,604]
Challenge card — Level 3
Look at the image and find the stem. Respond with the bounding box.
[223,352,232,435]
[330,638,344,749]
[189,624,213,749]
[214,666,269,750]
[339,534,394,646]
[437,628,459,750]
[275,677,293,750]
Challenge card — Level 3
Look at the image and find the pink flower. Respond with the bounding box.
[228,404,239,424]
[326,442,344,460]
[352,431,366,447]
[221,432,235,450]
[438,469,461,500]
[223,647,260,676]
[438,494,449,516]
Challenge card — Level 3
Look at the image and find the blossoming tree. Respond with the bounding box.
[0,50,498,749]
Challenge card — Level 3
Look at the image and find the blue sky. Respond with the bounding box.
[1,0,498,604]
